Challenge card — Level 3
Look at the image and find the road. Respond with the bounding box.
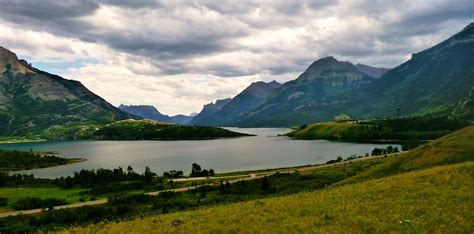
[0,153,403,218]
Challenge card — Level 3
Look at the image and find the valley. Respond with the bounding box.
[0,4,472,232]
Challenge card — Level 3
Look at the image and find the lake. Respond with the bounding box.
[0,128,399,178]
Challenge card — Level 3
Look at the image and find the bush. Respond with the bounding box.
[11,197,68,210]
[0,197,7,206]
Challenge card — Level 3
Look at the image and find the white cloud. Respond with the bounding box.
[0,0,472,115]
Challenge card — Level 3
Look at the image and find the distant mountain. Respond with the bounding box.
[233,23,474,127]
[0,46,132,136]
[231,56,375,126]
[191,80,281,126]
[119,104,195,124]
[189,98,231,125]
[355,63,389,78]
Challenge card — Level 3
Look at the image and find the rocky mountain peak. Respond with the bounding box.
[0,46,35,74]
[298,56,359,80]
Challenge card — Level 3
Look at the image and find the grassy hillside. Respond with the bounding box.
[345,125,474,182]
[287,116,470,142]
[93,119,251,140]
[69,162,473,233]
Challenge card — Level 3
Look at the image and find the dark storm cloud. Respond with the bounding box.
[0,0,473,76]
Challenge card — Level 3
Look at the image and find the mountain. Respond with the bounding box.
[0,46,132,136]
[231,56,375,126]
[119,104,195,124]
[349,22,474,119]
[354,63,389,78]
[170,114,195,124]
[190,80,281,126]
[232,23,474,127]
[189,98,231,125]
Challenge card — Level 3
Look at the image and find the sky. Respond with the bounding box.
[1,0,473,116]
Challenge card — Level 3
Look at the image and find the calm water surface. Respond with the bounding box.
[0,128,398,178]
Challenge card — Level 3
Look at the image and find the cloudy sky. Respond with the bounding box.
[1,0,473,115]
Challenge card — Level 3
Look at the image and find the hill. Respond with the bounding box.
[69,161,473,233]
[345,125,474,182]
[231,23,474,127]
[287,116,471,142]
[191,80,281,126]
[93,119,251,140]
[0,46,132,137]
[119,105,194,124]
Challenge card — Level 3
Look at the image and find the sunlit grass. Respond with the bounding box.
[0,187,89,211]
[68,162,474,233]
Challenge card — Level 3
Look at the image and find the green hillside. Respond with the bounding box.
[69,162,473,233]
[93,119,251,140]
[287,116,471,142]
[345,125,474,182]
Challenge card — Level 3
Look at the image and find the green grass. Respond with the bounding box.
[69,162,474,233]
[0,187,90,211]
[287,116,470,142]
[345,125,474,183]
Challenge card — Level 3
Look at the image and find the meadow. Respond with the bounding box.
[68,162,474,233]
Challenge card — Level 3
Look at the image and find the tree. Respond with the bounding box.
[144,166,155,183]
[209,169,215,176]
[191,163,202,177]
[261,176,271,191]
[387,145,394,154]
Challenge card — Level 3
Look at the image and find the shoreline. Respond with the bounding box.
[3,157,87,173]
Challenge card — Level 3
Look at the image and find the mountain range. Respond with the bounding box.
[193,23,474,127]
[119,104,196,124]
[0,46,132,136]
[1,23,472,135]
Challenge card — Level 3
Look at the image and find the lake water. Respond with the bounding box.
[0,128,398,178]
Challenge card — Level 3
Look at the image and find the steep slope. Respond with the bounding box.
[234,23,474,127]
[191,80,281,126]
[233,57,375,127]
[189,98,231,125]
[355,63,389,78]
[350,23,474,119]
[0,46,132,136]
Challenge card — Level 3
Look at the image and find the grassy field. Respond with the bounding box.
[0,187,90,211]
[68,162,474,233]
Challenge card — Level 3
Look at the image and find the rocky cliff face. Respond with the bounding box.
[0,46,132,136]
